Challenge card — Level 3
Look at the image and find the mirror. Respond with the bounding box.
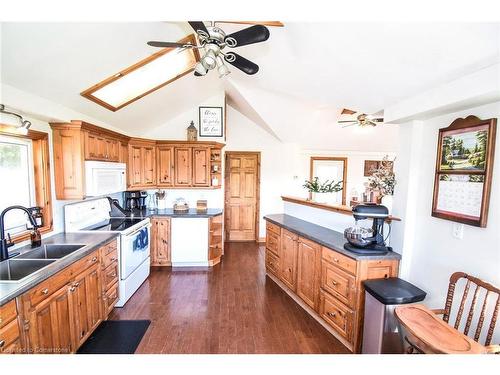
[309,157,347,205]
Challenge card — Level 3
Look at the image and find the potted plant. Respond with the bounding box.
[367,156,396,212]
[303,177,343,205]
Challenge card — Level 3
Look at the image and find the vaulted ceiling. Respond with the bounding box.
[1,22,499,138]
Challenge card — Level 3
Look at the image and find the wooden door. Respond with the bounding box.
[70,271,90,348]
[296,237,321,311]
[280,229,298,291]
[151,218,171,266]
[141,146,156,186]
[192,147,210,186]
[224,152,260,241]
[28,284,74,354]
[157,146,174,186]
[129,145,142,186]
[174,147,192,186]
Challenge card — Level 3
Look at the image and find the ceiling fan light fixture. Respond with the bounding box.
[194,62,208,76]
[216,56,230,78]
[201,49,217,70]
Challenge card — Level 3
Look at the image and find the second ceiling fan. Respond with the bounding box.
[148,21,275,77]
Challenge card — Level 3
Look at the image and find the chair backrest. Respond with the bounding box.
[442,272,500,346]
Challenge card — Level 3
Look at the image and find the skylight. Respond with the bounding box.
[81,35,199,111]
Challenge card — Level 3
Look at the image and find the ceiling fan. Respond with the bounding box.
[147,21,276,78]
[338,108,384,128]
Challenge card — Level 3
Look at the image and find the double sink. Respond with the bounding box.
[0,244,85,282]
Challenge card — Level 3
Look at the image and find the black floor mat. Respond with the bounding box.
[77,320,151,354]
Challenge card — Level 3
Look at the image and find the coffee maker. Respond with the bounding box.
[343,204,392,255]
[124,190,147,210]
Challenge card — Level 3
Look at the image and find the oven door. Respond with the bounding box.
[120,223,151,279]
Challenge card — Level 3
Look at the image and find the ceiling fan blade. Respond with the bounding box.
[147,41,195,48]
[224,52,259,75]
[188,21,209,37]
[369,118,384,122]
[224,25,270,47]
[338,120,358,123]
[215,21,284,27]
[341,108,357,115]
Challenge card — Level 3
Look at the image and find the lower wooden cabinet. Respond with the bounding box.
[296,237,321,311]
[265,219,400,353]
[2,239,119,354]
[151,217,171,266]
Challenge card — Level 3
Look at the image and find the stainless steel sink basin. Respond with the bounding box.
[15,244,85,260]
[0,259,56,282]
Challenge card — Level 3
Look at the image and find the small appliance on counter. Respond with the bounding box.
[173,197,189,213]
[124,190,147,210]
[344,204,391,255]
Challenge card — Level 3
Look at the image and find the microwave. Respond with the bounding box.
[85,161,126,197]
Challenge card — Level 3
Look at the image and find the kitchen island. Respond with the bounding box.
[143,209,224,267]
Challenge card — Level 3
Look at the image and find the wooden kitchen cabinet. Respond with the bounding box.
[156,146,174,186]
[50,121,129,200]
[0,300,22,354]
[128,139,156,188]
[174,147,192,186]
[264,218,400,353]
[208,214,223,266]
[296,237,321,311]
[280,229,298,291]
[151,217,171,266]
[192,147,210,186]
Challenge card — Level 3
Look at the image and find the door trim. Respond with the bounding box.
[224,151,261,242]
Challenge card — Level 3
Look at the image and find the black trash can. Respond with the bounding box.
[362,277,426,354]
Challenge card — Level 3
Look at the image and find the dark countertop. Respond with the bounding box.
[264,214,401,261]
[0,232,118,306]
[128,208,223,219]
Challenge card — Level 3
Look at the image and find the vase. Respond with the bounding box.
[381,195,393,214]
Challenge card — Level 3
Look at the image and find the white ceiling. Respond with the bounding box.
[1,22,499,135]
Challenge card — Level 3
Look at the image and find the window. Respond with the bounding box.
[310,157,348,206]
[0,136,36,235]
[81,34,200,112]
[0,125,53,242]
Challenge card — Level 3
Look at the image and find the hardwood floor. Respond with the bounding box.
[109,242,350,354]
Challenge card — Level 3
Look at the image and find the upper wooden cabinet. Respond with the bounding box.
[128,139,156,189]
[157,146,174,187]
[50,121,130,200]
[174,147,193,186]
[192,147,210,186]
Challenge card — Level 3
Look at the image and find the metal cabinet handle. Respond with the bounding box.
[111,273,117,277]
[327,312,336,318]
[333,258,339,263]
[330,280,338,286]
[69,286,76,292]
[0,340,5,348]
[73,282,80,287]
[41,288,49,295]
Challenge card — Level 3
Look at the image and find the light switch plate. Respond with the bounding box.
[452,222,464,239]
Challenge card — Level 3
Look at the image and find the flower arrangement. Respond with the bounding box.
[303,177,343,193]
[368,156,396,196]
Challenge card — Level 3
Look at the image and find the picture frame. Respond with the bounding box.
[199,106,223,137]
[431,115,496,227]
[363,160,394,176]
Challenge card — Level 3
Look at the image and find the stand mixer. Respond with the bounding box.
[344,204,392,255]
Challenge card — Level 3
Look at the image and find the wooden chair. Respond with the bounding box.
[407,272,500,354]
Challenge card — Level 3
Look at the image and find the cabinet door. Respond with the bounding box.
[85,132,98,160]
[157,146,174,186]
[296,237,321,311]
[106,138,119,162]
[192,147,210,186]
[119,143,128,164]
[129,145,142,186]
[85,265,102,333]
[142,146,156,186]
[151,218,170,265]
[174,147,192,186]
[280,229,298,291]
[96,136,107,160]
[28,284,74,354]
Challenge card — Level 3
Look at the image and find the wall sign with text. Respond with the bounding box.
[199,106,223,137]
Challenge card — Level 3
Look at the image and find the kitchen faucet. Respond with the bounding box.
[0,205,39,261]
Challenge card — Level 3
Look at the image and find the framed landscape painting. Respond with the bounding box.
[432,115,497,227]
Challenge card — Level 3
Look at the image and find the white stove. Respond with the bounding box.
[64,198,151,307]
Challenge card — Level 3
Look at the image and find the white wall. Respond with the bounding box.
[393,101,500,342]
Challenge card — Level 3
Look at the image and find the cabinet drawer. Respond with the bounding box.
[0,300,17,329]
[103,240,117,255]
[102,247,118,269]
[265,251,280,277]
[70,251,100,275]
[365,259,398,279]
[266,230,280,257]
[103,262,119,291]
[320,291,354,342]
[24,266,73,307]
[321,261,357,308]
[103,283,119,317]
[322,247,357,275]
[266,222,281,236]
[0,318,20,353]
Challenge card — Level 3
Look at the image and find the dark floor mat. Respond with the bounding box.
[77,320,150,354]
